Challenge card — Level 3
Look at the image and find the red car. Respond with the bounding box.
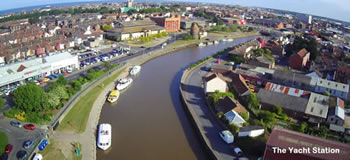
[5,144,13,154]
[23,124,36,130]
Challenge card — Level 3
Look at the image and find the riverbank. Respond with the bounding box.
[49,34,259,160]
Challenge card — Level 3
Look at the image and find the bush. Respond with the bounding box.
[273,105,283,115]
[0,96,5,109]
[229,123,240,135]
[182,34,193,40]
[217,112,224,119]
[300,122,308,133]
[4,108,21,118]
[239,112,249,121]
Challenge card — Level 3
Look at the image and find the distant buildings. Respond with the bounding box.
[150,15,181,32]
[104,19,165,41]
[180,18,206,29]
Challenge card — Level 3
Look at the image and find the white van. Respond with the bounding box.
[219,130,234,144]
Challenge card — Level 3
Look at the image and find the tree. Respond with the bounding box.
[49,85,69,101]
[29,17,40,24]
[230,55,245,64]
[248,27,254,32]
[324,91,330,96]
[208,90,235,105]
[0,96,5,109]
[319,126,329,138]
[273,105,283,115]
[300,122,308,133]
[239,112,249,121]
[258,110,276,124]
[245,93,260,109]
[229,123,240,135]
[56,75,67,86]
[14,82,46,112]
[46,92,60,109]
[103,61,112,71]
[102,25,113,31]
[217,112,224,119]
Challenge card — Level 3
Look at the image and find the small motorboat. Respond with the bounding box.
[97,123,112,150]
[107,90,120,103]
[116,78,133,90]
[129,66,141,75]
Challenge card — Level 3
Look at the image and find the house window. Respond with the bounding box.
[311,107,314,112]
[313,97,316,103]
[320,109,323,115]
[330,117,334,121]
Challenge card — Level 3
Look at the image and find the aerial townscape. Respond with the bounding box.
[0,0,350,160]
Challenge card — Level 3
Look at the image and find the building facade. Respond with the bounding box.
[150,16,181,32]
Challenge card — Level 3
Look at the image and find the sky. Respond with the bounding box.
[1,0,350,22]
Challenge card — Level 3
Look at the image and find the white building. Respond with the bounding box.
[0,52,79,88]
[203,73,227,94]
[314,78,349,99]
[308,15,312,24]
[238,126,264,137]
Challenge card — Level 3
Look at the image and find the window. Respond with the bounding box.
[311,107,314,112]
[320,109,323,115]
[313,97,316,103]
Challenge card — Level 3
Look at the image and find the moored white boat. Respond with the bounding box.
[197,42,206,47]
[227,38,234,42]
[214,40,219,44]
[97,123,111,150]
[130,66,141,75]
[116,78,133,90]
[107,90,120,103]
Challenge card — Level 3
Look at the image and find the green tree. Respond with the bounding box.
[273,105,283,115]
[258,110,276,123]
[229,123,240,135]
[14,82,46,112]
[102,25,113,31]
[324,91,330,96]
[248,27,254,32]
[49,85,69,101]
[56,75,67,86]
[217,112,224,119]
[245,93,260,109]
[0,96,5,109]
[239,112,249,121]
[103,61,112,71]
[300,122,308,133]
[208,90,235,105]
[319,126,329,138]
[46,92,60,109]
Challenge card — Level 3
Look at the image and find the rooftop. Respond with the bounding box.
[265,82,311,97]
[267,127,350,160]
[305,93,329,119]
[316,78,349,93]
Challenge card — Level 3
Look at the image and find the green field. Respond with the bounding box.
[57,68,125,133]
[0,131,8,155]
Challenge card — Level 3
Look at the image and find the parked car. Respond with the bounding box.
[43,78,50,83]
[10,120,22,128]
[32,153,43,160]
[24,124,36,130]
[16,150,27,160]
[219,130,234,144]
[23,140,33,149]
[4,144,13,154]
[234,147,243,157]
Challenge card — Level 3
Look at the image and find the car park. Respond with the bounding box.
[219,130,234,144]
[23,140,33,149]
[10,120,22,128]
[4,144,13,154]
[24,124,36,130]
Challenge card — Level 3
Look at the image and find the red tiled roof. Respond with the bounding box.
[266,127,350,160]
[297,48,309,57]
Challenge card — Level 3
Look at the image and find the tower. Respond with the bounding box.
[127,0,133,8]
[308,15,312,24]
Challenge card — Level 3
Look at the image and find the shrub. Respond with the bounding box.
[217,112,224,119]
[4,108,22,118]
[273,105,283,115]
[229,123,240,135]
[300,122,308,133]
[239,112,249,121]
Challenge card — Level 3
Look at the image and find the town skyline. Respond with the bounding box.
[1,0,350,23]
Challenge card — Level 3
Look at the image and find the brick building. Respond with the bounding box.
[289,48,310,70]
[150,16,181,32]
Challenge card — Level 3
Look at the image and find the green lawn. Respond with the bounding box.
[166,39,205,49]
[57,68,125,133]
[0,131,8,155]
[40,140,66,160]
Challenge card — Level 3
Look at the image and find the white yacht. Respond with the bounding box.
[97,123,112,150]
[130,66,142,75]
[116,78,133,90]
[107,90,120,103]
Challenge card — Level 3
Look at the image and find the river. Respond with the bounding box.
[97,37,257,160]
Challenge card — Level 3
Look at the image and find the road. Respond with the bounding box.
[181,37,257,160]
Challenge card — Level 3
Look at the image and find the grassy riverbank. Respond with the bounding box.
[57,68,125,133]
[0,131,8,155]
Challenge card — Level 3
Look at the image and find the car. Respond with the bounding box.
[16,150,27,160]
[24,124,36,130]
[46,75,54,80]
[203,65,211,71]
[4,144,13,154]
[23,140,33,149]
[32,153,43,160]
[10,120,22,128]
[140,46,145,48]
[234,147,243,157]
[219,130,234,144]
[43,78,50,83]
[227,62,235,66]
